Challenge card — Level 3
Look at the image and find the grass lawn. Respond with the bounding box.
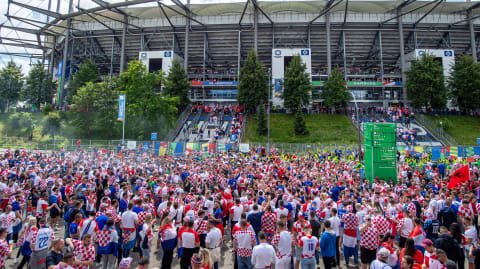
[425,114,480,145]
[243,113,359,144]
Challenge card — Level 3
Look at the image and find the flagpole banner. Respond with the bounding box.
[217,144,226,152]
[154,142,160,156]
[447,165,470,189]
[414,146,423,153]
[159,142,168,156]
[239,143,250,153]
[118,94,125,121]
[225,144,232,151]
[457,147,463,158]
[201,143,209,157]
[169,143,177,155]
[450,147,458,157]
[173,143,184,156]
[209,143,216,154]
[432,147,442,161]
[474,147,480,156]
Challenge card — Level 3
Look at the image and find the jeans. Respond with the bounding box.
[237,255,253,269]
[101,254,116,269]
[301,257,316,269]
[141,245,150,258]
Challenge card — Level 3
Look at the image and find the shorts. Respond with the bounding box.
[295,246,303,261]
[50,208,60,218]
[360,246,377,264]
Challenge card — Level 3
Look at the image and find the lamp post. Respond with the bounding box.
[267,68,271,157]
[439,121,443,138]
[350,92,362,160]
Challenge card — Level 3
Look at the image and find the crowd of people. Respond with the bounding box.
[0,146,479,269]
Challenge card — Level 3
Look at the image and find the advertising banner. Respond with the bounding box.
[274,79,282,96]
[239,143,250,153]
[118,95,125,121]
[127,141,136,150]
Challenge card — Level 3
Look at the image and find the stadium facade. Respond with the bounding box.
[3,0,480,107]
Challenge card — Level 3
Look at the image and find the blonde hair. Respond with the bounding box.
[199,248,213,268]
[161,216,172,227]
[28,216,37,227]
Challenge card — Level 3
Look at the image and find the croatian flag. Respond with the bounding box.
[409,225,426,247]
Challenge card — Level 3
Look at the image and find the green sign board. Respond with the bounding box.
[364,123,397,183]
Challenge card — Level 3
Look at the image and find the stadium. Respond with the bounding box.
[3,0,480,108]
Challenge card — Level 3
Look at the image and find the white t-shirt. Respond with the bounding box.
[329,216,341,236]
[272,231,294,258]
[252,243,276,268]
[231,205,244,222]
[36,199,49,218]
[465,225,477,246]
[276,208,289,221]
[33,227,54,251]
[121,211,138,229]
[205,227,222,248]
[300,235,318,259]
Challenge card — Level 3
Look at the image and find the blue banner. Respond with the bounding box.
[431,147,442,161]
[118,94,125,121]
[143,142,149,152]
[274,79,282,97]
[154,142,160,156]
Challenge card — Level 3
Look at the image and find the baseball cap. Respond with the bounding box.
[378,248,390,258]
[421,239,433,247]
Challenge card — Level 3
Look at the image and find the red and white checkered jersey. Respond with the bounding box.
[137,211,148,226]
[261,212,276,233]
[271,231,294,258]
[0,240,10,268]
[194,219,208,234]
[459,206,474,218]
[299,235,319,259]
[293,220,311,244]
[398,217,414,238]
[233,229,256,257]
[342,213,359,232]
[360,224,379,250]
[275,207,290,221]
[95,226,119,248]
[71,239,95,269]
[35,199,49,218]
[0,212,16,232]
[373,216,389,236]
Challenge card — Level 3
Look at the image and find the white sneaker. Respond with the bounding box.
[13,258,17,264]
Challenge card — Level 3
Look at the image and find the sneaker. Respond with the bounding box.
[54,227,60,231]
[13,258,17,264]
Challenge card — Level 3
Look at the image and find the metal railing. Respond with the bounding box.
[415,114,458,147]
[165,103,192,142]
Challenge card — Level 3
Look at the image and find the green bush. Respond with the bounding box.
[42,104,54,115]
[435,118,452,131]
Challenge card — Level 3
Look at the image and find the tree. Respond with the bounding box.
[4,113,35,136]
[22,61,56,109]
[70,82,98,137]
[256,105,267,136]
[164,59,190,110]
[238,49,269,113]
[448,54,480,111]
[294,111,308,136]
[118,60,179,140]
[42,111,62,140]
[0,61,23,112]
[68,59,99,103]
[322,68,351,109]
[405,54,448,110]
[282,55,312,112]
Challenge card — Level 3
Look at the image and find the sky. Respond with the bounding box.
[0,0,475,75]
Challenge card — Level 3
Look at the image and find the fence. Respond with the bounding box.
[415,114,459,147]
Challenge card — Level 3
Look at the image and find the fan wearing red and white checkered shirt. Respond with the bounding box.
[194,211,208,247]
[233,221,257,261]
[459,200,474,221]
[66,236,95,269]
[372,212,389,236]
[261,210,276,242]
[360,216,379,253]
[271,220,295,269]
[0,236,12,269]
